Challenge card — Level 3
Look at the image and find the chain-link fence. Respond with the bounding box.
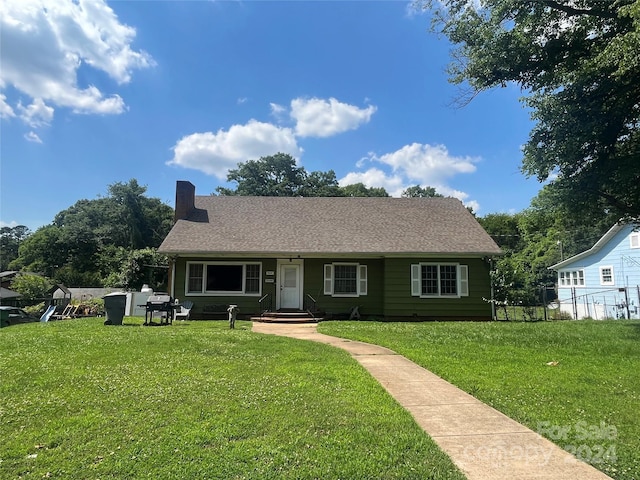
[494,285,640,321]
[556,285,640,320]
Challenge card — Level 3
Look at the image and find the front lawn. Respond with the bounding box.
[0,318,464,479]
[318,320,640,480]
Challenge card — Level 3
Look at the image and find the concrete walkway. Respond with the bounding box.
[252,322,612,480]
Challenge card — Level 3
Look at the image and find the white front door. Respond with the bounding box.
[279,263,302,309]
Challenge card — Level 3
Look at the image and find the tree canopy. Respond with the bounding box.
[401,185,444,198]
[10,180,173,289]
[10,273,52,302]
[422,0,640,222]
[216,153,389,197]
[0,225,30,271]
[478,185,615,307]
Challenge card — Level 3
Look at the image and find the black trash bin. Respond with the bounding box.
[0,309,9,328]
[103,292,127,325]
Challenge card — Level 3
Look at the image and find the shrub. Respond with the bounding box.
[23,302,46,316]
[11,273,52,301]
[81,298,105,316]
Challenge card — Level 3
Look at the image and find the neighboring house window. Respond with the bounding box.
[324,263,367,297]
[631,233,640,249]
[600,266,614,286]
[411,263,469,298]
[559,270,584,287]
[186,262,261,295]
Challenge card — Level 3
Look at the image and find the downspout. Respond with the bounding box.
[169,256,176,299]
[490,257,496,321]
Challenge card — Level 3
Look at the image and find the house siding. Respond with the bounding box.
[303,258,385,318]
[172,256,493,320]
[383,257,492,319]
[556,225,640,319]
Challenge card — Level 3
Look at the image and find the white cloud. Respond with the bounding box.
[291,97,377,138]
[237,97,248,105]
[370,143,478,184]
[269,102,287,123]
[0,220,19,228]
[431,184,480,212]
[465,200,480,213]
[270,103,285,115]
[17,98,54,127]
[0,94,16,118]
[340,142,481,209]
[169,96,376,179]
[0,0,154,118]
[339,168,406,197]
[405,1,426,17]
[168,120,302,179]
[24,131,42,143]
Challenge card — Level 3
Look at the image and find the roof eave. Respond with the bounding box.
[159,249,502,258]
[548,223,625,270]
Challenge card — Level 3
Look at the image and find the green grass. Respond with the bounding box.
[318,320,640,480]
[0,318,464,479]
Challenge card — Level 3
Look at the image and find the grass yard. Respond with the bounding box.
[319,320,640,480]
[0,318,464,480]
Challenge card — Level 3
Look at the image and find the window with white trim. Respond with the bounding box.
[188,263,204,293]
[630,232,640,249]
[186,262,262,295]
[411,263,469,298]
[559,270,585,287]
[324,263,367,297]
[599,266,614,286]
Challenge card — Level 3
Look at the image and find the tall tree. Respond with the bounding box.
[12,180,173,287]
[0,225,30,271]
[478,213,523,251]
[339,183,389,197]
[52,180,172,251]
[301,170,343,197]
[10,225,67,277]
[479,185,613,307]
[422,0,640,222]
[216,153,309,196]
[108,179,148,249]
[401,185,444,198]
[216,153,390,197]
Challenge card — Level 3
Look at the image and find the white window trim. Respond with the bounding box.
[185,261,262,296]
[411,263,469,299]
[323,262,367,297]
[599,265,615,286]
[558,270,585,288]
[630,232,640,249]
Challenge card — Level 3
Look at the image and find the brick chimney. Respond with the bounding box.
[175,181,196,221]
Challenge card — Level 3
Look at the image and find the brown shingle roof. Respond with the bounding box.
[158,196,501,256]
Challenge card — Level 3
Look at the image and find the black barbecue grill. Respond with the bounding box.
[142,294,179,325]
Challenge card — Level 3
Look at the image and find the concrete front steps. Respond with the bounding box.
[251,310,322,323]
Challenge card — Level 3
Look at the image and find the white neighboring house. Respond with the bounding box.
[550,224,640,319]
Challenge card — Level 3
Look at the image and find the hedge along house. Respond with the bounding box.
[158,181,502,320]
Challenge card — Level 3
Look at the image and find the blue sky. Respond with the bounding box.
[1,0,542,231]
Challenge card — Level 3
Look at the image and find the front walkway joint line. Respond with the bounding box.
[252,322,612,480]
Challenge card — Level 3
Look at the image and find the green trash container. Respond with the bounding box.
[103,292,127,325]
[0,309,9,328]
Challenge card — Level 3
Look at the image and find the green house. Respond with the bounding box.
[158,181,501,320]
